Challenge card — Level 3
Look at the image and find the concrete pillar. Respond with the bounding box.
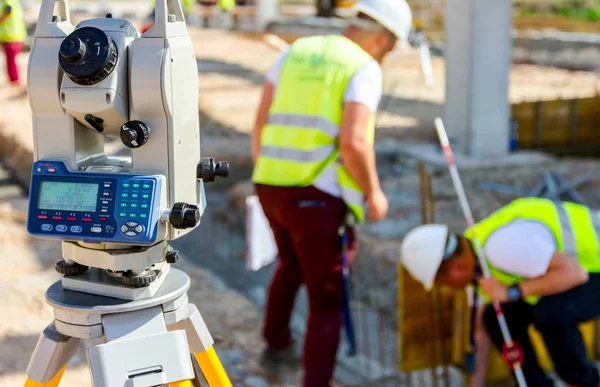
[255,0,280,31]
[444,0,513,157]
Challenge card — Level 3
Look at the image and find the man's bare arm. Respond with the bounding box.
[251,80,274,166]
[339,102,380,197]
[520,251,589,297]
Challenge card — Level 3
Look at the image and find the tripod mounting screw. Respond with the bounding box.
[170,202,200,229]
[55,260,89,276]
[121,270,158,287]
[120,120,150,148]
[166,250,180,263]
[198,157,229,182]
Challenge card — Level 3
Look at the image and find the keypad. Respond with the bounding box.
[29,161,157,244]
[121,221,144,237]
[119,180,152,224]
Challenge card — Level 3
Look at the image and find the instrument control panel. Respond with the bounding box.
[27,161,163,245]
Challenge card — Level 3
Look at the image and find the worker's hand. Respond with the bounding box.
[478,277,508,303]
[366,188,388,222]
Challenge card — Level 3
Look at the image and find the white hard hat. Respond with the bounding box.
[400,224,453,291]
[353,0,413,41]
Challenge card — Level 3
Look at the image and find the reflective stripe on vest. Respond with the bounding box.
[556,204,576,256]
[267,114,339,138]
[260,144,336,162]
[252,35,375,223]
[465,198,600,305]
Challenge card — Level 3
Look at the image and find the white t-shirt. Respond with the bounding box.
[483,219,557,279]
[264,48,383,197]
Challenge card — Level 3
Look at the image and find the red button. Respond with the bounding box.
[100,217,107,221]
[38,215,48,220]
[48,168,56,173]
[52,216,62,220]
[82,218,92,222]
[67,217,77,221]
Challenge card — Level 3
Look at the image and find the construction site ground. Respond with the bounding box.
[2,20,600,386]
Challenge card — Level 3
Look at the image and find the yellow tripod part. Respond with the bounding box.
[194,347,232,387]
[24,364,66,387]
[170,380,195,387]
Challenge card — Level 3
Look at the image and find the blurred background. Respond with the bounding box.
[1,0,600,386]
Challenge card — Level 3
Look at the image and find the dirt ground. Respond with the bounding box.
[2,23,600,387]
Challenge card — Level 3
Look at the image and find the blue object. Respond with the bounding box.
[27,161,162,245]
[341,229,356,357]
[509,119,519,152]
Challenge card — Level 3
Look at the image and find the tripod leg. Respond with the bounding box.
[24,322,79,386]
[166,304,232,387]
[194,348,230,387]
[24,366,66,387]
[169,380,195,387]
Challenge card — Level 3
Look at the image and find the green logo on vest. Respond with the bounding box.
[309,54,323,65]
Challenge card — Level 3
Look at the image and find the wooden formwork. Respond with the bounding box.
[511,95,600,155]
[397,163,600,384]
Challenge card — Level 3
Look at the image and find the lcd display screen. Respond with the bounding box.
[38,181,99,212]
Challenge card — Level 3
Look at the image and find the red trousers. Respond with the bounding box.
[255,184,356,387]
[2,42,22,84]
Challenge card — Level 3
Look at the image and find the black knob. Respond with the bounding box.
[59,26,118,86]
[215,161,229,178]
[55,260,88,275]
[60,36,86,64]
[120,120,150,148]
[166,250,180,264]
[198,157,230,182]
[170,202,200,229]
[85,114,104,132]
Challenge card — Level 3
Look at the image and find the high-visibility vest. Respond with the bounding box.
[464,198,600,305]
[252,35,375,223]
[218,0,235,11]
[0,0,26,43]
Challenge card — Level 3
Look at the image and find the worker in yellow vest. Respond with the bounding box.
[400,198,600,387]
[217,0,234,12]
[0,0,27,86]
[251,0,412,385]
[142,0,194,33]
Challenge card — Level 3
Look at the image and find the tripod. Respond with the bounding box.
[24,267,232,387]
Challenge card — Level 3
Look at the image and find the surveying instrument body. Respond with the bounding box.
[23,0,232,385]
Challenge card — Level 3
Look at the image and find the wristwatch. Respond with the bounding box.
[507,284,523,302]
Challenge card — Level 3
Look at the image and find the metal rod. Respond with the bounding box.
[427,171,435,224]
[535,101,542,149]
[361,303,371,378]
[378,308,386,380]
[436,288,450,386]
[570,99,579,149]
[428,168,445,385]
[419,162,428,224]
[433,117,528,387]
[426,290,439,387]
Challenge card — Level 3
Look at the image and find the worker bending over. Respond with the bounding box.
[251,0,412,385]
[401,198,600,387]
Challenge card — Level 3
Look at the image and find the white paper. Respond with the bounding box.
[246,195,278,271]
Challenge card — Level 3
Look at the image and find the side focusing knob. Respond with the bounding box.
[120,120,150,148]
[198,157,230,182]
[170,203,200,229]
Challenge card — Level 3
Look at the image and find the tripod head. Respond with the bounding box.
[25,0,228,298]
